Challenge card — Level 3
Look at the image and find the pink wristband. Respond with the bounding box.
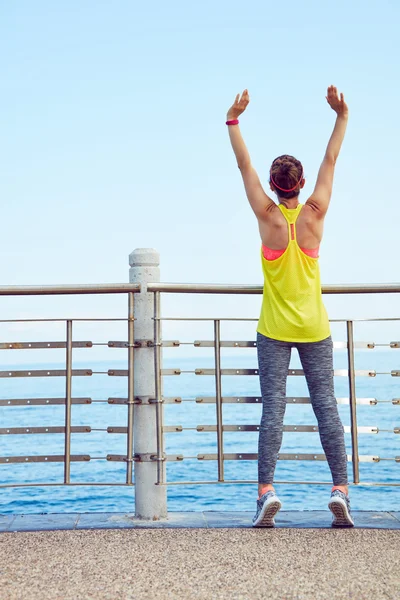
[226,119,239,126]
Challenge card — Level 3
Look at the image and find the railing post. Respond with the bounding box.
[214,319,224,481]
[129,248,167,519]
[64,319,73,483]
[126,292,135,485]
[153,291,165,485]
[346,320,360,484]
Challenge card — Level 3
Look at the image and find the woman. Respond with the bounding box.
[226,86,353,528]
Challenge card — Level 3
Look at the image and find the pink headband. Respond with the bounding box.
[270,169,304,193]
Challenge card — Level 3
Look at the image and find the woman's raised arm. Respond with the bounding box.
[227,90,275,220]
[306,86,349,218]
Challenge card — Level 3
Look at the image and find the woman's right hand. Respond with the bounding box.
[326,85,348,117]
[226,89,250,120]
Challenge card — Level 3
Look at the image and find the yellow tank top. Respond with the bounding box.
[257,203,330,343]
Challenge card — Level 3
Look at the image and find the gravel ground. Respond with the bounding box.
[1,528,399,600]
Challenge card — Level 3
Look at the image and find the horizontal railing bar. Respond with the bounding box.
[194,340,257,348]
[0,341,92,350]
[1,480,395,488]
[107,424,381,435]
[181,453,392,462]
[158,368,377,377]
[0,455,90,463]
[1,424,392,436]
[164,426,185,432]
[0,318,129,323]
[107,425,207,434]
[107,453,390,462]
[106,455,140,462]
[108,370,127,377]
[0,284,141,296]
[107,454,187,463]
[194,396,378,405]
[193,340,375,349]
[0,397,92,406]
[89,457,110,460]
[162,425,379,434]
[0,369,92,378]
[147,282,400,294]
[157,316,400,323]
[0,367,390,379]
[159,317,259,321]
[0,482,134,488]
[149,284,263,294]
[195,453,384,462]
[158,397,181,404]
[156,480,400,487]
[2,479,397,488]
[107,398,137,405]
[0,283,394,309]
[108,340,179,348]
[107,427,129,433]
[107,338,398,350]
[108,397,178,404]
[1,396,386,406]
[0,426,91,435]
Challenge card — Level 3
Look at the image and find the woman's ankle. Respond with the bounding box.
[258,484,275,497]
[332,485,349,495]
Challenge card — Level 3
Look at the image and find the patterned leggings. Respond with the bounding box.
[257,332,349,485]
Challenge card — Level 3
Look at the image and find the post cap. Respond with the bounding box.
[129,248,160,267]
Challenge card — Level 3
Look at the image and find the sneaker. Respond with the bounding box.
[252,490,282,527]
[328,489,355,527]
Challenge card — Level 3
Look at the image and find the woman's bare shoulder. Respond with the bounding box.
[300,202,323,222]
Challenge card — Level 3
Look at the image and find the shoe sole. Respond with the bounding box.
[328,497,355,527]
[253,497,282,527]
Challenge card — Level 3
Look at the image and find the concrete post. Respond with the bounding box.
[129,248,167,519]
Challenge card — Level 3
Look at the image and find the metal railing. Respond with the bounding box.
[1,278,400,519]
[148,283,400,490]
[0,283,140,488]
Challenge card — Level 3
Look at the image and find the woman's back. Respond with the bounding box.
[257,203,330,343]
[258,201,323,251]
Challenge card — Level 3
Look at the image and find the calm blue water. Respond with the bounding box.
[0,349,399,513]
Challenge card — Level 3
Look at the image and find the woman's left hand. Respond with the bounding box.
[226,89,250,120]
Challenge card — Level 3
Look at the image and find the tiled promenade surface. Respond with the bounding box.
[1,510,400,532]
[1,512,399,600]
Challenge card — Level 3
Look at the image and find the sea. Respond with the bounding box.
[0,349,399,514]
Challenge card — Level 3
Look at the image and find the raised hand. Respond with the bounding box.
[227,89,250,120]
[326,85,348,117]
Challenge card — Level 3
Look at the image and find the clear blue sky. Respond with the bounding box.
[0,1,399,347]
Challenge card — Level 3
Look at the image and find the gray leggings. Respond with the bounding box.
[256,332,349,486]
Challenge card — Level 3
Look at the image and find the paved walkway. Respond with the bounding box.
[1,512,399,600]
[1,510,400,531]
